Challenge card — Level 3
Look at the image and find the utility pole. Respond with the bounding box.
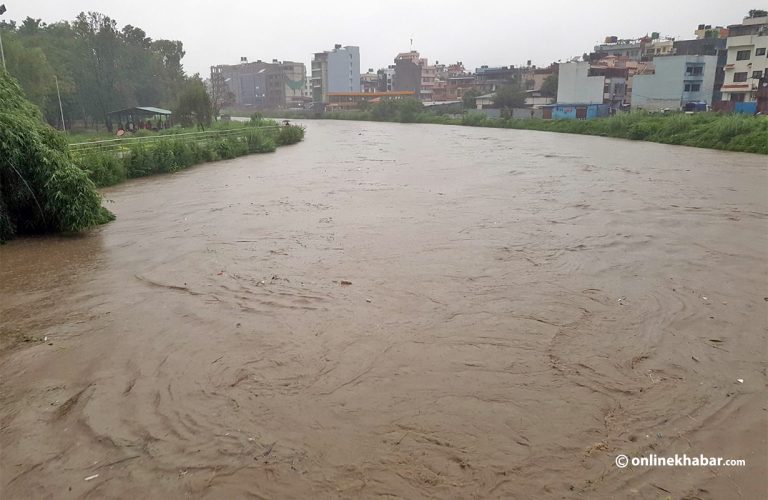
[0,4,7,72]
[55,75,66,133]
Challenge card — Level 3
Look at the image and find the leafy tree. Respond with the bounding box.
[1,11,188,130]
[540,74,558,98]
[175,76,212,127]
[396,98,423,123]
[209,71,235,118]
[0,30,56,109]
[462,88,481,109]
[748,9,767,17]
[492,85,527,109]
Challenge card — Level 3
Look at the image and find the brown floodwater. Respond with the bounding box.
[1,121,766,499]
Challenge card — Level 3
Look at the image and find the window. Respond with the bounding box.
[684,83,700,92]
[736,50,751,60]
[753,71,764,79]
[756,48,766,56]
[686,66,704,76]
[733,72,748,82]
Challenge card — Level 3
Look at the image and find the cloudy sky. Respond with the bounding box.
[3,0,757,75]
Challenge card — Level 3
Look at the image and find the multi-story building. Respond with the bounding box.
[721,14,768,103]
[393,51,422,97]
[279,60,308,108]
[520,64,558,91]
[594,36,650,61]
[695,24,729,40]
[421,61,437,101]
[631,55,719,110]
[326,91,416,110]
[673,36,727,101]
[376,66,395,92]
[556,60,628,110]
[392,51,437,100]
[644,38,675,59]
[210,59,307,109]
[311,45,361,108]
[360,69,379,93]
[557,62,604,104]
[474,65,523,93]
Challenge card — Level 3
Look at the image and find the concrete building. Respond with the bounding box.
[721,14,768,103]
[210,59,307,109]
[280,61,308,108]
[644,38,675,59]
[326,91,416,110]
[520,64,557,92]
[377,66,395,92]
[558,57,658,110]
[392,51,437,100]
[393,52,422,97]
[474,65,523,93]
[695,24,729,40]
[311,45,361,107]
[421,61,437,101]
[360,69,378,93]
[556,61,607,104]
[673,37,727,101]
[631,55,718,110]
[594,36,649,60]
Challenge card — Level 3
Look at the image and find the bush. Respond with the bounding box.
[0,72,112,242]
[125,144,153,177]
[152,141,179,173]
[76,150,127,187]
[277,125,305,146]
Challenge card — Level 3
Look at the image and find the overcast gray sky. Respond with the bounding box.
[4,1,758,75]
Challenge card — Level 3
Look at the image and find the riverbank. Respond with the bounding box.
[71,120,305,188]
[264,106,768,155]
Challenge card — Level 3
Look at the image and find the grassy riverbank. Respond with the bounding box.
[71,119,305,188]
[266,104,768,155]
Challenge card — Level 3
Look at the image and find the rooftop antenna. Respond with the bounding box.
[410,36,413,50]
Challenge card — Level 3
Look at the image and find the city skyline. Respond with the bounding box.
[4,0,759,77]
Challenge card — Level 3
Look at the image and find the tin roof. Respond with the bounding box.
[108,106,172,116]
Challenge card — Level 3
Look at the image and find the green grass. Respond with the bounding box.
[72,121,305,188]
[66,120,254,144]
[264,106,768,155]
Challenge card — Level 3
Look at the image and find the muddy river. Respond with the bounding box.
[1,121,766,499]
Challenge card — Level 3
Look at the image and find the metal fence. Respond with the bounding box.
[68,126,282,156]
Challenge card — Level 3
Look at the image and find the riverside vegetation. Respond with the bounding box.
[0,71,304,242]
[266,99,768,155]
[0,71,113,242]
[73,117,305,188]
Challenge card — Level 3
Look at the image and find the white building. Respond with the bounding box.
[557,62,604,104]
[631,55,718,110]
[721,14,768,102]
[311,44,361,106]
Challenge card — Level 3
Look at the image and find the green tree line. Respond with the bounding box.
[0,11,205,130]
